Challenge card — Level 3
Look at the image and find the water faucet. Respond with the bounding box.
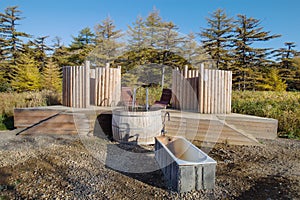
[161,112,170,136]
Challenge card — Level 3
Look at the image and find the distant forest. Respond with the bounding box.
[0,6,299,92]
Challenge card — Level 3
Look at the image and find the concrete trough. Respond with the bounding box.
[155,136,217,193]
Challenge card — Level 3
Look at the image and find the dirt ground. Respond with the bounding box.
[0,130,299,199]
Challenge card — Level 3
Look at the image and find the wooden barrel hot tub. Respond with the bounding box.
[112,108,162,145]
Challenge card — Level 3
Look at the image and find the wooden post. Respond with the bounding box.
[207,69,211,114]
[217,70,221,113]
[100,67,105,106]
[183,65,188,110]
[187,70,192,110]
[110,68,114,106]
[220,70,224,113]
[71,66,75,107]
[211,69,215,114]
[198,64,204,113]
[203,69,208,114]
[171,69,176,109]
[228,71,232,113]
[178,69,183,110]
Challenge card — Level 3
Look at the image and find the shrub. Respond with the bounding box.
[232,91,300,139]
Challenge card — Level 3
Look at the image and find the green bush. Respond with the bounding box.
[232,91,300,139]
[135,86,163,106]
[0,90,62,130]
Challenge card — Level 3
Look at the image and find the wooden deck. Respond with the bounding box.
[13,106,278,146]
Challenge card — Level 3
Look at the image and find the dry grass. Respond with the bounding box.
[0,90,61,130]
[232,91,300,139]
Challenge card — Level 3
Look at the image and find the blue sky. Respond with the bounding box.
[1,0,300,51]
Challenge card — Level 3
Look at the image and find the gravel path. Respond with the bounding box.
[0,130,299,199]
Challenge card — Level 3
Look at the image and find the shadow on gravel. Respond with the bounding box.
[93,113,167,190]
[237,175,294,199]
[105,143,167,190]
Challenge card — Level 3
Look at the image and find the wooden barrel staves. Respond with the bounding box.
[112,109,162,145]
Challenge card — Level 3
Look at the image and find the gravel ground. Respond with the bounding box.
[0,130,299,199]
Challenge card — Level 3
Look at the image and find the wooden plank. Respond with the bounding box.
[220,70,224,113]
[198,65,204,113]
[228,71,232,113]
[216,70,220,114]
[176,69,180,109]
[62,67,65,106]
[113,68,118,106]
[86,61,90,108]
[203,68,208,114]
[104,67,109,106]
[178,70,182,110]
[187,70,192,110]
[171,70,176,108]
[109,68,113,106]
[94,68,98,106]
[117,66,122,105]
[211,69,215,114]
[101,67,105,106]
[207,70,211,114]
[79,66,82,108]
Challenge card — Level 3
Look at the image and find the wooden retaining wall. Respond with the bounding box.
[172,65,232,114]
[63,62,121,108]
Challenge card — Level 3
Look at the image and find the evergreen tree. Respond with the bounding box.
[42,59,62,92]
[91,17,123,67]
[291,56,300,91]
[232,14,281,90]
[144,8,163,48]
[156,21,184,88]
[69,27,95,65]
[51,36,71,68]
[0,6,30,65]
[200,9,234,70]
[29,36,52,71]
[11,51,41,92]
[127,16,148,51]
[275,42,298,90]
[179,32,208,66]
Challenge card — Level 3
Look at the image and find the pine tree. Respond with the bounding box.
[29,36,52,71]
[69,27,95,65]
[11,51,41,92]
[275,42,298,90]
[200,9,234,70]
[91,17,123,67]
[179,32,207,66]
[144,8,163,48]
[127,16,148,51]
[232,14,281,90]
[42,59,62,92]
[51,36,71,68]
[0,6,30,65]
[0,6,31,89]
[291,56,300,91]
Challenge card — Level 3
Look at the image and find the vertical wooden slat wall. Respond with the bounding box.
[62,62,121,108]
[172,64,232,114]
[94,66,121,107]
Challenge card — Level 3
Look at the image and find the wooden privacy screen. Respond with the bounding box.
[62,63,90,108]
[90,66,121,107]
[171,65,232,114]
[63,61,121,108]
